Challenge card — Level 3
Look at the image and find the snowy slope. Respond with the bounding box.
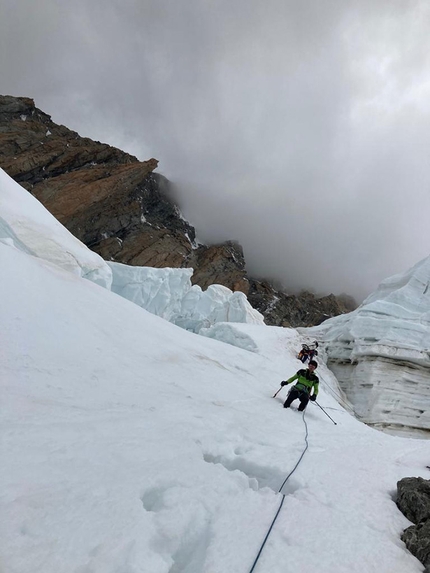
[306,256,430,435]
[0,168,112,288]
[1,241,429,573]
[1,166,429,572]
[0,167,261,332]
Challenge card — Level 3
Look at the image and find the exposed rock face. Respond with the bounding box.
[0,95,247,293]
[0,96,138,183]
[397,477,430,571]
[190,241,249,293]
[403,521,430,573]
[397,477,430,524]
[248,279,351,327]
[0,94,351,326]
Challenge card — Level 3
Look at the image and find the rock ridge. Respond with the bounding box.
[0,94,351,326]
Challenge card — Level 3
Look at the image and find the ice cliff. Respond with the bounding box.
[108,262,264,334]
[0,168,263,333]
[307,257,430,435]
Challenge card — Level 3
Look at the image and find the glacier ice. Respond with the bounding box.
[108,261,265,334]
[306,256,430,435]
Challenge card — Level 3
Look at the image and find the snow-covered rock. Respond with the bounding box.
[306,256,430,435]
[109,261,265,334]
[0,168,112,288]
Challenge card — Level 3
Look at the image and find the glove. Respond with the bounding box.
[281,381,288,387]
[310,394,317,401]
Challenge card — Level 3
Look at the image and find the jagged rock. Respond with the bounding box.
[0,95,248,291]
[402,520,430,572]
[0,95,138,184]
[397,477,430,524]
[248,279,350,327]
[0,95,353,326]
[397,477,430,571]
[189,241,248,293]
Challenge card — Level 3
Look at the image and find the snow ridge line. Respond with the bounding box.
[248,409,310,573]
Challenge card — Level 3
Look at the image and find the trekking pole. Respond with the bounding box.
[272,386,283,398]
[313,400,337,425]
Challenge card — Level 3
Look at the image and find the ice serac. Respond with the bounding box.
[0,165,263,335]
[0,169,112,288]
[108,261,264,334]
[306,256,430,435]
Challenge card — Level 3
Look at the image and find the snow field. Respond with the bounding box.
[1,242,429,573]
[1,166,429,573]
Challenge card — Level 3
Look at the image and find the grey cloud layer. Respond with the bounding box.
[2,0,430,299]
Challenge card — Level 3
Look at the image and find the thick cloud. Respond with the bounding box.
[2,0,430,299]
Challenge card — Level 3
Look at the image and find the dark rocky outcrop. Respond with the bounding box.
[397,477,430,571]
[247,279,352,327]
[0,95,247,292]
[0,94,353,325]
[189,241,249,293]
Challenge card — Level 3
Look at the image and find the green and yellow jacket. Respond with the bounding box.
[285,368,319,396]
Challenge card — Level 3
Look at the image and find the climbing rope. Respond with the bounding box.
[248,409,309,573]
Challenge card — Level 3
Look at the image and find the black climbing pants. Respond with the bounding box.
[284,388,309,411]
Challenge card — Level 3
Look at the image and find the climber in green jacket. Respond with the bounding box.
[281,360,319,411]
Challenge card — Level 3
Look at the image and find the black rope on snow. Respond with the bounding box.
[248,409,309,573]
[247,493,286,573]
[278,412,309,493]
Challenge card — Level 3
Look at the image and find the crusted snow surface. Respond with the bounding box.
[2,240,429,573]
[1,174,429,573]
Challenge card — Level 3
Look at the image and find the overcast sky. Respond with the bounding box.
[2,0,430,300]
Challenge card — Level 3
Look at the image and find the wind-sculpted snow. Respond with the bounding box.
[306,256,430,435]
[0,168,112,288]
[109,261,264,335]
